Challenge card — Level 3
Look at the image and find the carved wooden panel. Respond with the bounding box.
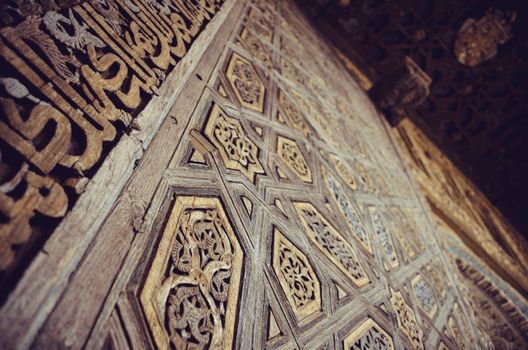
[0,0,227,302]
[141,196,243,349]
[1,0,526,349]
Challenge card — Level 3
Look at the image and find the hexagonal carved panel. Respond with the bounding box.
[368,206,400,270]
[141,196,244,349]
[277,136,312,183]
[226,52,266,112]
[272,228,321,321]
[411,274,438,319]
[321,166,372,254]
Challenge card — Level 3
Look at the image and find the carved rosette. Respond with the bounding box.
[293,202,370,287]
[226,52,266,112]
[204,104,265,182]
[276,136,312,183]
[141,196,243,350]
[272,228,321,321]
[411,274,438,319]
[343,318,395,350]
[389,288,424,350]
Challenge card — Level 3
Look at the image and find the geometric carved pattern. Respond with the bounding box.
[342,318,395,350]
[447,316,466,350]
[322,166,372,254]
[272,228,321,321]
[294,201,370,287]
[329,154,357,191]
[368,206,400,270]
[411,274,438,319]
[277,135,312,183]
[389,287,424,350]
[141,196,243,350]
[240,28,272,72]
[226,52,265,112]
[278,90,313,137]
[1,1,519,348]
[204,104,265,182]
[0,0,226,295]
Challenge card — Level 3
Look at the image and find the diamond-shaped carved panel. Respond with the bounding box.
[141,196,244,349]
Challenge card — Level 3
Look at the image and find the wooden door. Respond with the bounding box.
[1,0,526,349]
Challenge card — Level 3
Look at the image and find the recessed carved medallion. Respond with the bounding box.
[367,206,399,269]
[226,52,265,112]
[389,287,424,350]
[293,202,369,287]
[411,274,438,319]
[272,228,321,321]
[343,318,395,350]
[240,28,272,72]
[329,154,357,191]
[141,196,243,350]
[204,104,265,182]
[321,166,372,254]
[276,136,312,183]
[278,90,314,138]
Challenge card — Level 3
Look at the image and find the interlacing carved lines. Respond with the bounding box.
[293,202,370,288]
[141,197,243,350]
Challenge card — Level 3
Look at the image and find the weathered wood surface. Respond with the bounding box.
[0,0,527,349]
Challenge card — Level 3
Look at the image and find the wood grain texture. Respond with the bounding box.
[1,0,527,349]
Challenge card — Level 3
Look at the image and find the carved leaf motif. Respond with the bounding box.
[43,10,105,50]
[272,228,321,320]
[14,15,80,83]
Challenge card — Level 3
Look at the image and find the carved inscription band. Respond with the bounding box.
[0,0,226,300]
